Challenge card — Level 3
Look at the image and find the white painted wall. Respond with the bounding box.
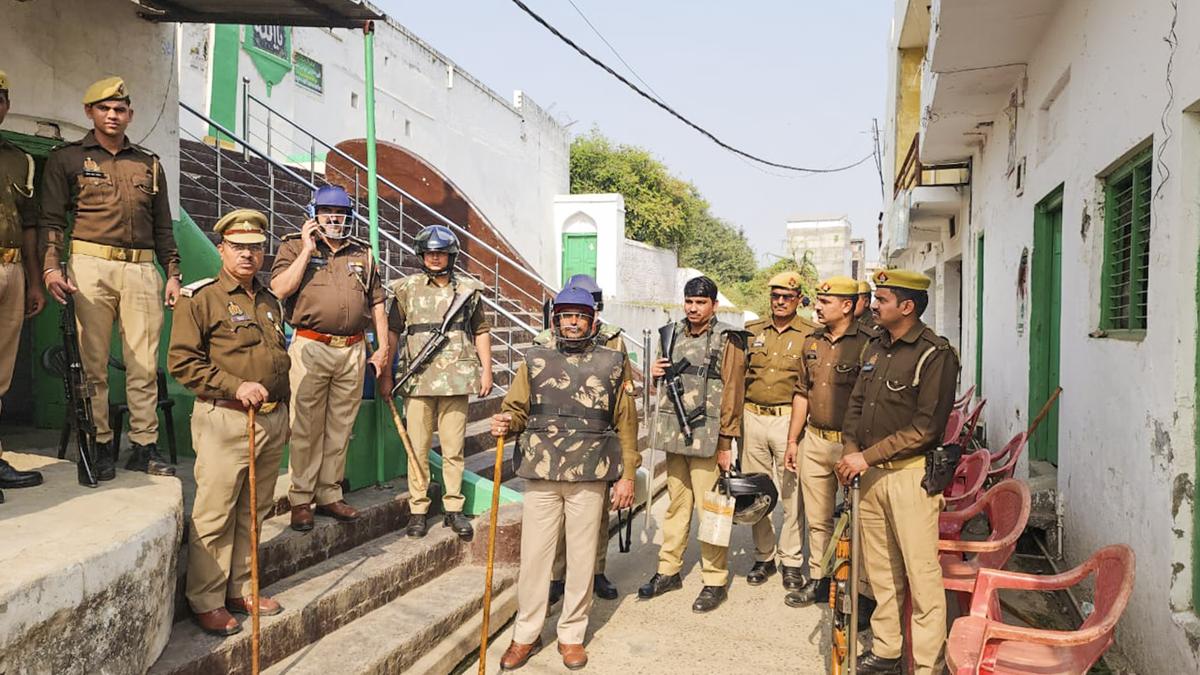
[553,193,625,297]
[785,217,852,279]
[888,1,1200,671]
[177,19,569,282]
[619,238,677,304]
[3,0,180,216]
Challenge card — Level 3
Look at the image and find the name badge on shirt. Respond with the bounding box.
[308,257,328,269]
[228,301,251,324]
[752,336,766,348]
[82,157,106,179]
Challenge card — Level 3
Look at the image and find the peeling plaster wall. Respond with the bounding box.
[895,0,1200,671]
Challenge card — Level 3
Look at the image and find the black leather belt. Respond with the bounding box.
[529,403,611,422]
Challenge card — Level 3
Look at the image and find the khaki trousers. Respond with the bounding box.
[658,452,729,587]
[0,263,23,457]
[552,494,610,579]
[287,335,366,506]
[405,394,467,514]
[186,402,288,614]
[742,409,805,566]
[798,432,843,579]
[860,463,946,674]
[69,254,163,445]
[513,479,606,644]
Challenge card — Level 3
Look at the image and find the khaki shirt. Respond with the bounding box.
[501,348,641,481]
[270,235,384,335]
[794,322,872,431]
[0,138,36,249]
[856,313,881,337]
[744,314,817,405]
[39,131,179,277]
[841,321,960,465]
[168,270,291,403]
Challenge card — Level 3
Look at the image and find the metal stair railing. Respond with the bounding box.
[179,101,537,392]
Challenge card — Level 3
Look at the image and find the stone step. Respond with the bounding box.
[151,522,470,675]
[262,565,519,675]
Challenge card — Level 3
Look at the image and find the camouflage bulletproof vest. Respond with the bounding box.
[396,274,482,397]
[653,320,736,458]
[515,345,625,482]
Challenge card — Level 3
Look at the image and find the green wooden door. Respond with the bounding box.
[1029,186,1064,465]
[561,232,597,285]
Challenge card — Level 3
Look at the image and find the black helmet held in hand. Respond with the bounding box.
[720,470,778,526]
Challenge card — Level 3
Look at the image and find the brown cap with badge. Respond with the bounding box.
[214,209,268,244]
[0,70,9,93]
[816,276,860,297]
[872,268,931,291]
[83,77,130,105]
[767,271,804,291]
[857,280,872,295]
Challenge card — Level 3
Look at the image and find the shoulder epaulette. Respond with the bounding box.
[180,277,216,298]
[49,140,82,153]
[131,144,159,158]
[596,322,623,340]
[280,232,303,241]
[745,318,768,330]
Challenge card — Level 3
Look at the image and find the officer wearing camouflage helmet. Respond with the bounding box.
[378,224,492,540]
[491,286,639,671]
[638,275,747,613]
[540,274,630,603]
[740,270,817,594]
[271,185,389,531]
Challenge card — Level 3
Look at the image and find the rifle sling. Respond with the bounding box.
[406,319,468,335]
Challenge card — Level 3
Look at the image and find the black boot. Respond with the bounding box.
[444,512,474,541]
[637,572,682,599]
[406,513,428,538]
[126,442,176,477]
[780,564,806,591]
[855,651,901,674]
[691,585,727,613]
[784,577,831,608]
[93,441,116,482]
[746,560,776,586]
[0,487,5,503]
[593,573,618,600]
[0,457,44,489]
[548,579,565,605]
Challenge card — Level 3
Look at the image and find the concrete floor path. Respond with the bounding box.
[477,495,832,675]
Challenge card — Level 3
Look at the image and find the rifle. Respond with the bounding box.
[390,290,476,398]
[829,475,861,675]
[658,323,697,446]
[58,277,99,487]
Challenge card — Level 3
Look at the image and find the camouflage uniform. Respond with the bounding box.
[536,320,631,579]
[653,318,747,587]
[500,342,640,647]
[387,272,489,515]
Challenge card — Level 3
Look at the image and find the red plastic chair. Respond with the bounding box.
[959,398,987,448]
[954,385,976,412]
[943,408,967,445]
[986,432,1029,485]
[943,449,990,513]
[938,480,1032,614]
[947,544,1136,675]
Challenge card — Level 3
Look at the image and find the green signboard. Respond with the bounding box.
[242,25,292,93]
[294,52,324,94]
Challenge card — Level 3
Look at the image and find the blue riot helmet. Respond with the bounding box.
[565,273,603,312]
[552,286,596,350]
[306,185,355,240]
[414,224,460,276]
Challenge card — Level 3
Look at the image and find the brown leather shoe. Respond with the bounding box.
[291,504,314,532]
[194,607,241,636]
[315,500,360,522]
[500,636,543,670]
[558,642,588,670]
[225,594,283,617]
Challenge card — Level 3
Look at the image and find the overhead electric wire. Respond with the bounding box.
[565,0,665,101]
[509,0,872,174]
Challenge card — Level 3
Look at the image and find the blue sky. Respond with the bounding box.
[377,0,892,263]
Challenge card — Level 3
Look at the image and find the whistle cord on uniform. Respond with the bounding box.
[508,0,874,174]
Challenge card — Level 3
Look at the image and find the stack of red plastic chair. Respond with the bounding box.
[959,398,987,448]
[946,544,1136,674]
[943,450,990,514]
[937,480,1031,615]
[985,432,1028,485]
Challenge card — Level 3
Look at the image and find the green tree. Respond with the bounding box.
[570,130,706,249]
[726,254,820,319]
[678,213,756,287]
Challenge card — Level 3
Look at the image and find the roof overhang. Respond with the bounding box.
[919,0,1062,163]
[134,0,383,28]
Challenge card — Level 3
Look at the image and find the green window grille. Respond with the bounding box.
[1100,147,1153,332]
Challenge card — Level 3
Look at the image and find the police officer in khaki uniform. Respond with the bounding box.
[168,209,291,636]
[638,276,747,613]
[0,70,46,501]
[834,269,959,675]
[781,276,872,609]
[546,274,629,602]
[271,185,388,531]
[855,279,878,335]
[40,76,180,479]
[740,271,816,592]
[377,224,492,540]
[492,287,639,671]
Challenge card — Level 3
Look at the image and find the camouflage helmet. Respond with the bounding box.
[552,287,595,350]
[414,224,459,276]
[565,273,603,311]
